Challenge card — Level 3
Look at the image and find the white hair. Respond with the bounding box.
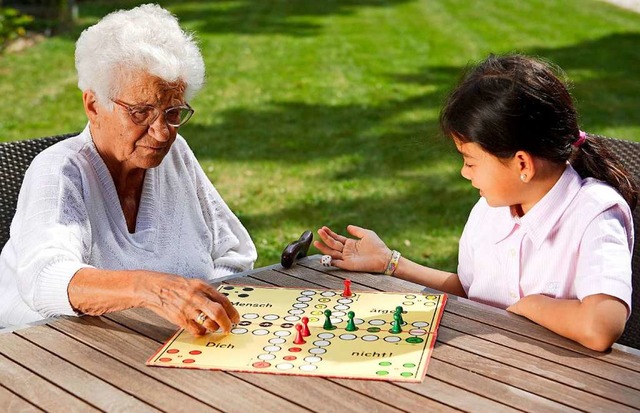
[75,3,205,106]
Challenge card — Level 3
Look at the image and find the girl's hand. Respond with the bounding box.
[314,225,392,273]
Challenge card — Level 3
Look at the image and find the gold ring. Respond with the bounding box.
[196,312,207,325]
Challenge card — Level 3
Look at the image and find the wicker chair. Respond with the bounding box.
[598,136,640,349]
[0,133,75,250]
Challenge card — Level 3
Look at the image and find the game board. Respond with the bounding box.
[147,284,447,383]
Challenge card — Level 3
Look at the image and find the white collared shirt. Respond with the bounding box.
[458,164,633,312]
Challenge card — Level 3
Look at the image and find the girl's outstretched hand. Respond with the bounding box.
[314,225,392,273]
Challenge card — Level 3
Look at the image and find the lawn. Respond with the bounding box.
[2,0,640,269]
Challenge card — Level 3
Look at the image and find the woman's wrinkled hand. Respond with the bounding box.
[143,273,240,337]
[314,225,392,273]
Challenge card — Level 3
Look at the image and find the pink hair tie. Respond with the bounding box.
[573,130,587,147]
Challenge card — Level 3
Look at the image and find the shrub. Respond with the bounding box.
[0,7,34,52]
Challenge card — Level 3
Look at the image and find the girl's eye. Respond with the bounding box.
[464,163,473,168]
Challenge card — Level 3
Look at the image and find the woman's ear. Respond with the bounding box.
[513,150,536,183]
[82,90,99,123]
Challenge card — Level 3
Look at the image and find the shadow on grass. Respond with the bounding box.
[169,0,416,37]
[185,65,462,170]
[529,32,640,135]
[62,0,416,39]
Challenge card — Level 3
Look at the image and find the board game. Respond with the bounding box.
[147,283,447,382]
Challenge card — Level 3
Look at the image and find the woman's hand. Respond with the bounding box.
[142,273,240,337]
[314,225,392,273]
[68,268,240,337]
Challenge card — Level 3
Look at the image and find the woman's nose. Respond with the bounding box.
[148,114,171,142]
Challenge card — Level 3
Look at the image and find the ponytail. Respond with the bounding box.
[570,133,638,209]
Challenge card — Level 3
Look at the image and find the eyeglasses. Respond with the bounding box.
[111,99,195,128]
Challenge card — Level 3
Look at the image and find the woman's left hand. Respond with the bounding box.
[68,268,240,337]
[142,273,241,337]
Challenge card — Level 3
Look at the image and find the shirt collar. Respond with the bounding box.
[514,164,582,249]
[487,164,582,247]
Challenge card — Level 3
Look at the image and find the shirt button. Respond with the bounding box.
[509,292,518,298]
[509,249,516,257]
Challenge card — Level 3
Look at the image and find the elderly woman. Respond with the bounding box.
[0,4,257,335]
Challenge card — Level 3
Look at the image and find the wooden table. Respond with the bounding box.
[2,255,640,412]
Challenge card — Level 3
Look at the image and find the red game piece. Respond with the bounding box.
[343,279,352,297]
[293,323,306,344]
[301,316,311,337]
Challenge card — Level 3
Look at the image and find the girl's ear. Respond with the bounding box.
[513,150,536,182]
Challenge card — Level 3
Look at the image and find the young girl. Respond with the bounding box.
[315,54,636,352]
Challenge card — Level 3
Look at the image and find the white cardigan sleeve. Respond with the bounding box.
[11,151,94,318]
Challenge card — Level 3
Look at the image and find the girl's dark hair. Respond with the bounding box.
[440,54,637,208]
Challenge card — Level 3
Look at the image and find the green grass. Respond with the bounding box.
[2,0,640,269]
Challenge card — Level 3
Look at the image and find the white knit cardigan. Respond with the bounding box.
[0,126,257,327]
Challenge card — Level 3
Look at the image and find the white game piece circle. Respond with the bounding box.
[231,328,248,334]
[361,335,379,341]
[384,336,402,343]
[299,364,318,371]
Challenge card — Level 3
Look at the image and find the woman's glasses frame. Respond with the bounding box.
[111,99,194,128]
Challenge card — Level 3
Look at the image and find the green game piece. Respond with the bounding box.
[323,309,336,330]
[390,312,402,334]
[395,306,405,325]
[345,311,358,331]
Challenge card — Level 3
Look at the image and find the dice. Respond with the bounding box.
[321,255,332,267]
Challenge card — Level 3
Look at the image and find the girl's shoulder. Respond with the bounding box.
[578,178,632,214]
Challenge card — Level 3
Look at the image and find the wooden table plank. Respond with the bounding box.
[424,357,579,413]
[15,325,219,413]
[441,312,640,394]
[0,386,43,413]
[0,333,159,412]
[330,378,461,413]
[49,316,310,413]
[434,333,636,413]
[434,327,640,411]
[0,353,98,412]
